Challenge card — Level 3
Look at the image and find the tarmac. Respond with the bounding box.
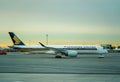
[0,52,120,82]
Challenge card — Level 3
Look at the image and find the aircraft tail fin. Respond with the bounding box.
[8,32,25,45]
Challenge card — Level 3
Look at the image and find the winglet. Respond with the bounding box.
[39,42,46,47]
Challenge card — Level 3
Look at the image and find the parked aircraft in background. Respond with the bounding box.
[8,32,108,58]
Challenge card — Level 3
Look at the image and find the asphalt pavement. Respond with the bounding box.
[0,52,120,82]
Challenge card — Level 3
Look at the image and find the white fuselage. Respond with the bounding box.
[12,45,108,54]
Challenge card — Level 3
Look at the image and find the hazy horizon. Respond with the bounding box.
[0,0,120,47]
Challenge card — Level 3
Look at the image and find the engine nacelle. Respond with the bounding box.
[67,50,78,57]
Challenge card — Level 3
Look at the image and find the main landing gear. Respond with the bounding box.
[55,55,62,58]
[55,53,62,58]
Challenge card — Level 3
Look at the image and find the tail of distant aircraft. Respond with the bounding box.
[8,32,25,45]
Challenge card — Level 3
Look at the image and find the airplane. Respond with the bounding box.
[8,32,108,58]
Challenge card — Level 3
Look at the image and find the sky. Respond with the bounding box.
[0,0,120,47]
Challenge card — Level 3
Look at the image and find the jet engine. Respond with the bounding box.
[66,50,78,57]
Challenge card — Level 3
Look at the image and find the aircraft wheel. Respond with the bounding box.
[55,55,62,58]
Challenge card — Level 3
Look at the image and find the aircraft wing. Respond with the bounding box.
[39,42,67,56]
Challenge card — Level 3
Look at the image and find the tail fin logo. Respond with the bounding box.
[13,36,21,45]
[8,32,25,45]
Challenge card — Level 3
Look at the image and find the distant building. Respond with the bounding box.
[101,44,114,49]
[118,46,120,49]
